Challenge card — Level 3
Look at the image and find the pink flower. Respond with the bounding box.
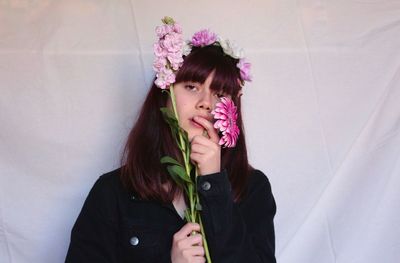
[212,97,240,148]
[191,29,217,47]
[153,19,185,89]
[153,57,167,71]
[167,53,184,70]
[155,68,175,89]
[237,59,252,82]
[173,23,182,33]
[155,24,174,38]
[153,43,167,58]
[161,32,184,53]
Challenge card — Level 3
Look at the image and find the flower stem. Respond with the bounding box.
[170,84,194,220]
[196,168,212,263]
[199,215,212,262]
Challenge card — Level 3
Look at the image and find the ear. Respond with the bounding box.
[237,89,243,99]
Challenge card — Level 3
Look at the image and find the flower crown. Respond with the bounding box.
[153,17,251,89]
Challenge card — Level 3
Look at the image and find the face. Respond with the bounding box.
[168,73,229,140]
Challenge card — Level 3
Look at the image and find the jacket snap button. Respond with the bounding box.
[201,181,211,191]
[130,236,139,246]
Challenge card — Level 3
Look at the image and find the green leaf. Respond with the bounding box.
[185,145,190,165]
[160,107,182,147]
[160,108,179,130]
[167,168,184,188]
[160,107,178,122]
[160,107,182,143]
[160,156,181,166]
[180,128,190,146]
[167,165,192,184]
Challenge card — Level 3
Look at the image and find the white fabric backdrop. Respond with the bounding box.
[1,0,399,262]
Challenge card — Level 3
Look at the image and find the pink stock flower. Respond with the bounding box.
[237,59,252,82]
[162,32,184,53]
[212,97,240,148]
[191,29,217,47]
[155,68,175,89]
[153,19,184,89]
[173,23,183,33]
[153,43,166,57]
[155,24,174,38]
[167,53,184,70]
[153,57,167,71]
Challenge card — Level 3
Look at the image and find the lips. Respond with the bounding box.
[195,115,213,122]
[190,117,205,129]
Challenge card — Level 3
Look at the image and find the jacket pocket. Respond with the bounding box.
[121,224,163,262]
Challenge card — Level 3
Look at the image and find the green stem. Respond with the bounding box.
[196,168,212,263]
[170,85,194,221]
[199,215,212,263]
[169,84,184,152]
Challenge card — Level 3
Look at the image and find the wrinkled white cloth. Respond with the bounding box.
[0,1,399,262]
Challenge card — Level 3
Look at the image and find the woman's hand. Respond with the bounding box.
[171,223,205,263]
[190,116,221,176]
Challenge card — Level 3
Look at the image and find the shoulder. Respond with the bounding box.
[85,167,125,206]
[247,169,273,193]
[96,167,122,186]
[239,169,276,210]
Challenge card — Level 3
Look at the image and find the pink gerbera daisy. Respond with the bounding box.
[212,97,240,148]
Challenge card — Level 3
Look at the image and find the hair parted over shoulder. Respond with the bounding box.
[120,45,252,203]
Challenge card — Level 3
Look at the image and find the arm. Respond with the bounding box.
[65,175,118,263]
[197,170,276,263]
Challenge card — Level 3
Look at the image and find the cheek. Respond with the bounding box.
[175,93,192,113]
[167,92,186,112]
[176,102,189,120]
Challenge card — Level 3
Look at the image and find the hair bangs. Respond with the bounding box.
[210,61,241,99]
[175,48,216,85]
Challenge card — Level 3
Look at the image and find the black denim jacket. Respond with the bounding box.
[65,168,276,263]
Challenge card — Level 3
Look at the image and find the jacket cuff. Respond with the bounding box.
[196,170,232,197]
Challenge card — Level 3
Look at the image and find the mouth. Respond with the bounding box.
[190,117,205,129]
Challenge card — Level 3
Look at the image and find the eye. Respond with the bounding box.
[184,84,198,92]
[214,92,226,99]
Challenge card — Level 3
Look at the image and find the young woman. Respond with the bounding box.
[65,23,276,263]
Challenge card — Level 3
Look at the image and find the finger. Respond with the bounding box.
[190,255,206,263]
[186,233,203,246]
[193,257,206,263]
[176,234,203,252]
[191,143,209,154]
[191,135,218,148]
[193,116,219,144]
[189,245,205,256]
[174,223,201,240]
[189,152,203,165]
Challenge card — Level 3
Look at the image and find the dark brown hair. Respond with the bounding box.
[120,45,251,203]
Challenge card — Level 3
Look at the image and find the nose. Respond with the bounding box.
[197,91,212,111]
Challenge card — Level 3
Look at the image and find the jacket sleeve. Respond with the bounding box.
[197,170,276,263]
[65,175,118,263]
